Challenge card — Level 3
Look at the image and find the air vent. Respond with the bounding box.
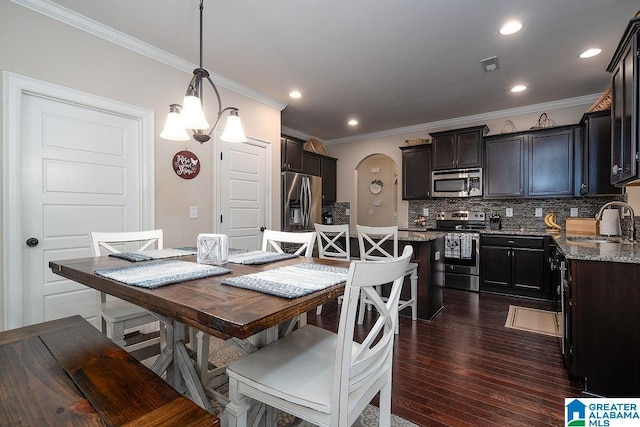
[481,56,500,72]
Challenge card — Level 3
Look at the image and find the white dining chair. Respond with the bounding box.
[314,223,350,315]
[356,225,418,334]
[261,229,316,257]
[89,230,164,352]
[226,246,413,427]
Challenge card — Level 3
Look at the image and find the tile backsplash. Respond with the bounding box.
[408,195,630,232]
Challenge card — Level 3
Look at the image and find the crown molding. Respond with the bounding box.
[325,94,601,145]
[10,0,287,111]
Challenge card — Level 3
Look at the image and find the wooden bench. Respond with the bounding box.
[0,315,219,426]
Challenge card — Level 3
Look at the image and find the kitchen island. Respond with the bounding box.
[351,230,446,321]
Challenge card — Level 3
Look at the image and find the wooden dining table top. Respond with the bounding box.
[49,255,349,340]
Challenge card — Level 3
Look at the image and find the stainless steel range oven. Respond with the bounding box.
[436,211,485,292]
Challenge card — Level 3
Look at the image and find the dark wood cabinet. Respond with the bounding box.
[480,235,550,299]
[569,259,640,396]
[578,111,623,196]
[320,156,337,203]
[400,145,432,199]
[429,125,488,170]
[607,17,640,186]
[484,134,526,198]
[303,151,321,176]
[281,137,304,172]
[484,125,578,198]
[528,127,577,197]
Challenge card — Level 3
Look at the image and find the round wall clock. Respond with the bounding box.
[369,179,383,194]
[172,150,200,179]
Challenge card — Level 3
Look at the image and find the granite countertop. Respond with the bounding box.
[401,227,640,263]
[552,234,640,264]
[351,230,446,242]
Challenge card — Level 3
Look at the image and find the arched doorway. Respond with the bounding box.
[355,154,398,226]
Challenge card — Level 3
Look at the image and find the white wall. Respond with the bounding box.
[327,102,596,229]
[0,1,282,329]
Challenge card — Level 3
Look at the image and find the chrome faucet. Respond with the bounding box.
[596,201,636,242]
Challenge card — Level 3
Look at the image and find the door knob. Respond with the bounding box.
[260,227,266,232]
[26,237,39,247]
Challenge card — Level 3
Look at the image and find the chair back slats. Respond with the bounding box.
[330,245,412,424]
[89,230,163,256]
[314,223,350,260]
[356,225,398,260]
[261,229,316,257]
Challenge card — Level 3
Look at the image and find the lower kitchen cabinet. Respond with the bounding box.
[568,259,640,397]
[480,235,551,299]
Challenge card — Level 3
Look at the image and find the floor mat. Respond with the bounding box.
[505,305,561,337]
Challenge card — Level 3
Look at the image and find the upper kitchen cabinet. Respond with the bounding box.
[607,16,640,186]
[320,156,337,203]
[281,136,304,172]
[430,125,488,170]
[400,144,432,199]
[484,134,526,198]
[578,111,623,196]
[484,125,579,198]
[302,150,337,203]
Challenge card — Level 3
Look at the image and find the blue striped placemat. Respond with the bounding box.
[222,263,348,298]
[108,248,197,262]
[227,250,298,265]
[95,260,231,288]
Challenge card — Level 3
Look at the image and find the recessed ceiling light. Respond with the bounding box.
[348,119,358,126]
[289,90,302,99]
[511,85,527,93]
[579,48,602,59]
[500,20,523,35]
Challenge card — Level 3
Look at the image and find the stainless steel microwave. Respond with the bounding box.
[432,168,482,198]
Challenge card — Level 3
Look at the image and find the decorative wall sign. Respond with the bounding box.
[172,150,200,179]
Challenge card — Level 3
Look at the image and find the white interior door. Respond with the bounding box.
[217,137,271,250]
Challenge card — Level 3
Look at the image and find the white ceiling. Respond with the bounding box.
[36,0,640,142]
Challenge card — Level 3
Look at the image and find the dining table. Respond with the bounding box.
[49,252,349,425]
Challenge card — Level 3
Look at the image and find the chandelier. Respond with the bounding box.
[160,0,247,144]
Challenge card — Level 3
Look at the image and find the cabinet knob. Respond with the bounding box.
[612,164,620,176]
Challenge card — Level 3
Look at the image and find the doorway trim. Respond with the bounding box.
[1,71,155,330]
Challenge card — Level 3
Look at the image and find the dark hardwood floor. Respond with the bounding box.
[308,289,582,427]
[130,288,581,426]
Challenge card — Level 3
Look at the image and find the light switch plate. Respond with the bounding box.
[506,208,513,218]
[570,208,578,217]
[345,208,350,216]
[423,208,429,216]
[189,206,198,219]
[535,208,543,217]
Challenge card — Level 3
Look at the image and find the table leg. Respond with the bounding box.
[149,316,214,414]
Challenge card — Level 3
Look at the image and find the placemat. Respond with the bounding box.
[222,263,349,298]
[227,250,298,265]
[108,248,197,262]
[95,260,231,288]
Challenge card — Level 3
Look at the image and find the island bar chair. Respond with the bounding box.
[356,225,418,334]
[226,246,413,427]
[314,223,350,315]
[89,230,163,352]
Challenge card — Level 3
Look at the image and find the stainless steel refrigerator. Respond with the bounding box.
[282,172,322,232]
